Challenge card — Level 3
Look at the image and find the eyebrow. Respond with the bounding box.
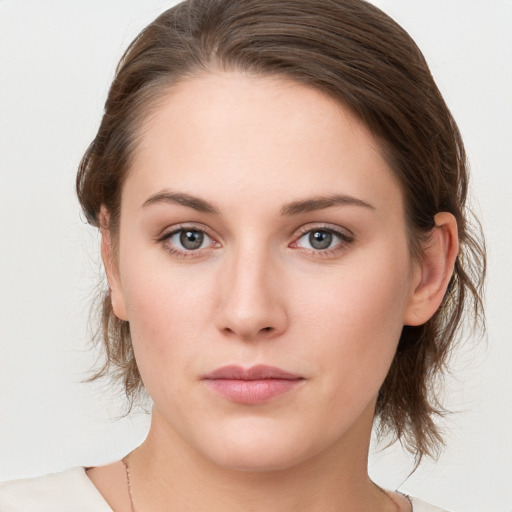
[143,191,220,215]
[280,194,376,216]
[142,190,375,216]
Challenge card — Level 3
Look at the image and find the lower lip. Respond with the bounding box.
[204,378,303,405]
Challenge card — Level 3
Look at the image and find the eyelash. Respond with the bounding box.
[157,224,354,259]
[290,225,354,257]
[157,224,218,259]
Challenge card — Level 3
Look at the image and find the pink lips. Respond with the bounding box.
[202,365,304,405]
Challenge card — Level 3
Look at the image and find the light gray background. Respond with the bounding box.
[0,1,511,510]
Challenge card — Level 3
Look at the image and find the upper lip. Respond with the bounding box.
[203,364,303,380]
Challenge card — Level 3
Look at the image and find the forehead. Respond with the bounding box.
[125,71,402,215]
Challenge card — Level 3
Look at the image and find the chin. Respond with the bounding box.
[206,444,307,473]
[193,419,320,473]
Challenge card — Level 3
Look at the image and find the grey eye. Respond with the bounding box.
[308,230,333,250]
[179,230,205,250]
[164,227,217,255]
[293,227,349,253]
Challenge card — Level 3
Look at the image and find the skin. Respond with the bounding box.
[87,71,458,512]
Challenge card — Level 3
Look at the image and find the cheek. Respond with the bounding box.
[118,253,218,385]
[294,247,412,390]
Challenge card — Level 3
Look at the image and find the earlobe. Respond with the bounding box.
[404,212,459,326]
[99,207,128,321]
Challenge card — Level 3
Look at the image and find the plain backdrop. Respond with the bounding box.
[0,1,511,511]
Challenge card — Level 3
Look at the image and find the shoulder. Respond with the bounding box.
[0,467,112,512]
[409,495,451,512]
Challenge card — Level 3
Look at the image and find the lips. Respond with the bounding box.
[202,365,304,405]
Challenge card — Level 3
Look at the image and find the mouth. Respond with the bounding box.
[202,364,305,405]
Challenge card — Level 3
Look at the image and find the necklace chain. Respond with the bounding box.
[122,453,136,512]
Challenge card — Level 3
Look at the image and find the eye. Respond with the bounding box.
[291,227,353,253]
[303,230,335,250]
[163,227,217,254]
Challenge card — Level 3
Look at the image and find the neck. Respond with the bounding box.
[126,405,398,512]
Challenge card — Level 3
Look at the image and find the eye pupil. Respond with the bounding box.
[180,230,204,250]
[309,230,332,250]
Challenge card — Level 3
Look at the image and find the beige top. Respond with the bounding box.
[0,467,449,512]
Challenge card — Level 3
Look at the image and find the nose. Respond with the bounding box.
[215,245,288,340]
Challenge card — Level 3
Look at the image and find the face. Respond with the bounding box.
[106,71,423,472]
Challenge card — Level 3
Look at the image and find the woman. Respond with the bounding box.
[0,0,485,510]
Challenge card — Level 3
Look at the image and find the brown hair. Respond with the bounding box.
[76,0,485,463]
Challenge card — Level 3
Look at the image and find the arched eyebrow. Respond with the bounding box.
[142,191,220,214]
[280,194,375,216]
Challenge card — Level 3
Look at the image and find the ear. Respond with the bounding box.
[404,212,459,326]
[99,207,128,321]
